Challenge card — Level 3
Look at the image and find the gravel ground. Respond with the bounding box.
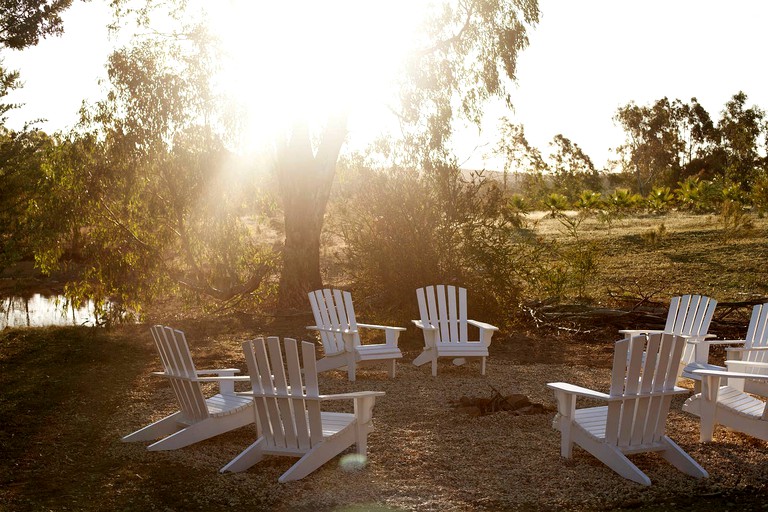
[4,324,767,511]
[114,343,768,511]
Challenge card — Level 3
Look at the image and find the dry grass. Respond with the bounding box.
[531,211,768,304]
[3,211,768,511]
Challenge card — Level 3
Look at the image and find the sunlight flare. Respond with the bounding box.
[206,1,429,150]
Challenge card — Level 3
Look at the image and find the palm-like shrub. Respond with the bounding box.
[646,186,674,213]
[542,193,570,217]
[676,178,725,212]
[606,188,641,212]
[675,177,702,211]
[504,194,531,228]
[575,190,603,212]
[508,194,530,213]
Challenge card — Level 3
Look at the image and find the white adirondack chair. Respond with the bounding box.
[682,302,768,395]
[548,333,709,486]
[683,368,768,442]
[620,294,720,384]
[307,288,405,381]
[221,337,385,482]
[412,285,498,376]
[122,325,255,451]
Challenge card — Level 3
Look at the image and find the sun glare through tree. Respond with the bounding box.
[205,1,430,152]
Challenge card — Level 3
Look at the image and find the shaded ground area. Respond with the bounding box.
[2,317,767,511]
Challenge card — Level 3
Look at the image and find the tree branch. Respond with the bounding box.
[98,198,152,249]
[415,1,475,57]
[176,262,271,301]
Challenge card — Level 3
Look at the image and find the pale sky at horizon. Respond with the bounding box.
[4,0,768,170]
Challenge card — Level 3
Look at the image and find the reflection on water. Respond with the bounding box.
[1,294,103,328]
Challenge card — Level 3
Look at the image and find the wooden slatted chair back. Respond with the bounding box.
[308,289,360,355]
[606,333,686,448]
[741,303,768,365]
[665,295,716,365]
[149,325,209,423]
[242,337,324,452]
[416,285,468,344]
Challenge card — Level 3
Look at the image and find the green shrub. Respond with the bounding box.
[330,164,540,327]
[542,193,570,217]
[575,190,603,212]
[646,186,673,213]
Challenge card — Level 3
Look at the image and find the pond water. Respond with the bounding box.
[0,294,103,328]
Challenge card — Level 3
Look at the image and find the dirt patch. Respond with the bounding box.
[450,385,553,416]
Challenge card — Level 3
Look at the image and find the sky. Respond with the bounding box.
[3,0,768,170]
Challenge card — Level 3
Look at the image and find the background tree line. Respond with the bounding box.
[2,1,766,328]
[495,92,768,213]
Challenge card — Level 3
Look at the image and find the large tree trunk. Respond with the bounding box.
[276,115,347,310]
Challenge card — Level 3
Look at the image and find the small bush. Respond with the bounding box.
[641,223,667,247]
[330,164,540,327]
[720,200,754,239]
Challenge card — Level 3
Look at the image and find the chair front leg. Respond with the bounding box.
[353,395,378,454]
[699,374,721,442]
[479,327,495,348]
[343,331,357,381]
[552,390,576,458]
[346,350,357,381]
[217,370,236,395]
[384,327,401,347]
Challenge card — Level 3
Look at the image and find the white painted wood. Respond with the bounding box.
[725,303,768,395]
[621,295,717,384]
[683,302,768,394]
[412,285,499,376]
[547,333,708,486]
[683,368,768,442]
[121,325,255,451]
[221,337,385,482]
[307,288,405,381]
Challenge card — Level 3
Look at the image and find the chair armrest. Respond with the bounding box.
[320,391,386,401]
[684,336,728,345]
[322,391,385,424]
[195,368,240,375]
[197,373,250,394]
[467,319,499,331]
[694,368,768,381]
[306,325,357,335]
[548,381,688,401]
[412,320,436,331]
[726,359,768,368]
[196,375,251,382]
[151,371,179,379]
[725,360,768,374]
[468,319,498,347]
[152,371,249,384]
[547,382,610,401]
[713,339,747,348]
[357,323,405,347]
[356,322,406,332]
[619,329,664,335]
[726,346,768,353]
